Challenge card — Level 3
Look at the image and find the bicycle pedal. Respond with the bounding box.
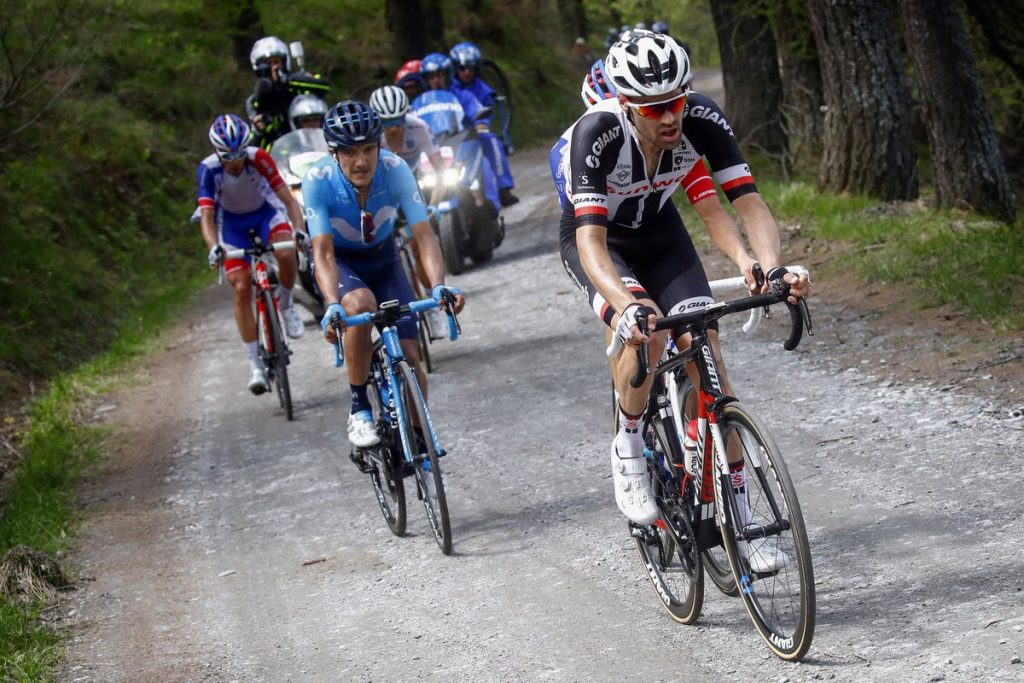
[349,449,374,474]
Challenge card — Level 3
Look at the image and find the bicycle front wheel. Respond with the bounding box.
[417,313,433,374]
[675,376,736,596]
[717,403,815,660]
[395,362,452,555]
[261,290,293,420]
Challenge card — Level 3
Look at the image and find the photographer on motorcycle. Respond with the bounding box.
[449,41,518,207]
[245,36,330,149]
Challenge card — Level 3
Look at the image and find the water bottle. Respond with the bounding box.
[683,419,699,477]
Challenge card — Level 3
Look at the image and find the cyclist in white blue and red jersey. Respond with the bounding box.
[555,31,809,571]
[198,113,307,395]
[303,100,464,449]
[449,41,519,207]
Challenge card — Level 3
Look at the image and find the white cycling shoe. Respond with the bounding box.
[347,410,380,448]
[282,305,305,339]
[424,307,449,341]
[739,536,790,573]
[247,366,268,395]
[610,441,659,525]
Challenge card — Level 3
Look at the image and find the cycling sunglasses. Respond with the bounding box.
[218,150,247,162]
[625,91,689,119]
[382,116,406,128]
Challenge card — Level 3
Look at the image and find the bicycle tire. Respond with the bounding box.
[395,361,452,555]
[634,403,704,623]
[438,211,465,275]
[675,376,737,596]
[367,354,406,536]
[261,290,293,420]
[716,403,815,660]
[417,313,433,374]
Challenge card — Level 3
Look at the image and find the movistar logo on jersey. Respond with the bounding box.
[415,101,463,116]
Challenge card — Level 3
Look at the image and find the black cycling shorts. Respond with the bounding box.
[559,202,716,336]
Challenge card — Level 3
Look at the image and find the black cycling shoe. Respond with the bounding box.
[499,188,520,207]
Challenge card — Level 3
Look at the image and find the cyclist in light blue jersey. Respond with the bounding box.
[303,100,464,448]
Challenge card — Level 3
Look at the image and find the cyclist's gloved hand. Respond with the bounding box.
[208,244,225,269]
[320,303,346,338]
[431,284,455,304]
[615,302,645,347]
[427,205,439,220]
[294,231,311,250]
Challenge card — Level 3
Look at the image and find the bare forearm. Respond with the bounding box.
[312,240,340,305]
[411,221,445,287]
[199,210,218,248]
[733,193,782,269]
[577,226,634,313]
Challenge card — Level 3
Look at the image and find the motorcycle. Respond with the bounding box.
[411,90,504,276]
[269,128,331,319]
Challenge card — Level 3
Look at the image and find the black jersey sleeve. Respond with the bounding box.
[567,111,626,228]
[683,92,758,202]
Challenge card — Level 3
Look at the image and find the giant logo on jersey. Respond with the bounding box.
[687,104,734,135]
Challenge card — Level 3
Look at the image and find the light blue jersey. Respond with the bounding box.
[301,149,429,252]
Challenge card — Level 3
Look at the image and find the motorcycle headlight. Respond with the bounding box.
[421,173,438,189]
[442,168,459,186]
[470,179,480,191]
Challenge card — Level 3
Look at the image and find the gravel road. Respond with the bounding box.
[60,142,1024,682]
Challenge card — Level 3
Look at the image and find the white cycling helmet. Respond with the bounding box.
[368,85,410,119]
[249,36,291,72]
[288,94,328,130]
[605,30,690,98]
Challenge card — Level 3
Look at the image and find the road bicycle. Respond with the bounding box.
[394,228,446,375]
[328,292,461,555]
[609,270,816,660]
[222,235,297,420]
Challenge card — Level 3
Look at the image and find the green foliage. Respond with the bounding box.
[755,178,1024,328]
[0,601,63,683]
[581,0,720,67]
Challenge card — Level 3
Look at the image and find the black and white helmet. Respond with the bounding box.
[605,30,690,98]
[368,85,410,119]
[288,94,328,130]
[249,36,292,72]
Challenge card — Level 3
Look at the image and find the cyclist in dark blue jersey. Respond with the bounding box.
[304,101,464,448]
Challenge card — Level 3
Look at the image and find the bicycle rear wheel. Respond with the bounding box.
[675,376,736,596]
[633,407,704,623]
[367,358,406,536]
[716,403,815,660]
[395,362,451,555]
[261,290,293,420]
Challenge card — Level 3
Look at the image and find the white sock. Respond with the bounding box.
[730,463,754,528]
[278,285,294,309]
[614,405,646,459]
[244,341,261,369]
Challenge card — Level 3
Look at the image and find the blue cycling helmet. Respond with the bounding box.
[208,114,252,155]
[322,100,383,149]
[450,41,482,69]
[421,52,453,80]
[652,20,669,35]
[580,59,618,107]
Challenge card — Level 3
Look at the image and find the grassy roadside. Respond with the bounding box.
[0,272,206,681]
[680,177,1024,330]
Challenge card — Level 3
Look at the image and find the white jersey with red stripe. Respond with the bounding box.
[196,147,286,216]
[556,92,757,230]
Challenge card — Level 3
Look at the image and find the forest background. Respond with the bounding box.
[1,0,1023,675]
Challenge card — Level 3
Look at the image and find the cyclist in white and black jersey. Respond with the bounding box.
[556,31,809,544]
[369,85,446,207]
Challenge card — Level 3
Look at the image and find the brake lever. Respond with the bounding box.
[330,317,345,367]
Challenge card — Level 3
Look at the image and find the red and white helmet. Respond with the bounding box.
[605,30,690,98]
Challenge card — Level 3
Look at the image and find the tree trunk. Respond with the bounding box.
[897,0,1015,221]
[808,0,918,200]
[218,0,263,72]
[773,0,823,167]
[708,0,787,159]
[386,0,445,61]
